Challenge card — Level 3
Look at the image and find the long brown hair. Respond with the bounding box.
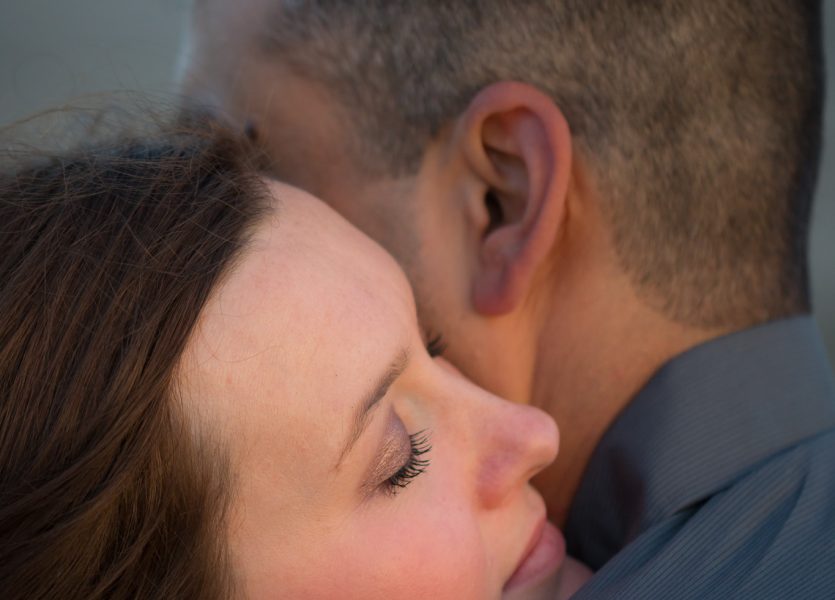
[0,126,269,598]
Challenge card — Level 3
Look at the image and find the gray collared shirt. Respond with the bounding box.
[566,316,835,599]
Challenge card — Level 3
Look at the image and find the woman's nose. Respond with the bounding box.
[474,397,559,510]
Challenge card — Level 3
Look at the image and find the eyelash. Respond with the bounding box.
[425,333,447,358]
[385,431,432,494]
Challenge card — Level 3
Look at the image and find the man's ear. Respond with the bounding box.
[454,81,572,316]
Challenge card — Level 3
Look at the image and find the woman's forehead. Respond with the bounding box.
[178,181,416,468]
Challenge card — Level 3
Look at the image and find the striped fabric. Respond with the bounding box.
[566,316,835,599]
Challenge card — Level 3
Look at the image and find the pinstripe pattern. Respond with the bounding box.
[566,317,835,598]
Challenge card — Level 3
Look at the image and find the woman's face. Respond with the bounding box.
[180,182,565,599]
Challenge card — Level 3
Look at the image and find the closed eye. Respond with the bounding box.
[384,430,431,494]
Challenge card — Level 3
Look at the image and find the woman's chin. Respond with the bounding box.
[502,555,592,600]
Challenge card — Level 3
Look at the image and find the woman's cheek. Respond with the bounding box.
[310,504,492,599]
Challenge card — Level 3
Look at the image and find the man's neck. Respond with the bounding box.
[529,283,721,525]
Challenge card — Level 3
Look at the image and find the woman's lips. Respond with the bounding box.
[503,518,567,592]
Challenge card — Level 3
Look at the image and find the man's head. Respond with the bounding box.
[181,0,824,519]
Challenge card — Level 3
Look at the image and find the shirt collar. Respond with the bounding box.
[565,316,835,568]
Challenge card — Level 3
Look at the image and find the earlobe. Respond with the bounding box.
[458,82,573,317]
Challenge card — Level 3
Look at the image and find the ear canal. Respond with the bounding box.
[484,190,505,237]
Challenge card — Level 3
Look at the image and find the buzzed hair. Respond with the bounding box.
[257,0,823,329]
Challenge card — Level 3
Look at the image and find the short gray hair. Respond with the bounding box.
[261,0,823,329]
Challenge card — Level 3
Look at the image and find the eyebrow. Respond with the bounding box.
[335,348,410,469]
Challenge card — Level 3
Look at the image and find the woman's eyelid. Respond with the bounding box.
[360,414,410,495]
[357,366,431,498]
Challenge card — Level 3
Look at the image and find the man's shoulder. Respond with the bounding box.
[573,429,835,599]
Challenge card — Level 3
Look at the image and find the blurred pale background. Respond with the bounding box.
[1,0,833,370]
